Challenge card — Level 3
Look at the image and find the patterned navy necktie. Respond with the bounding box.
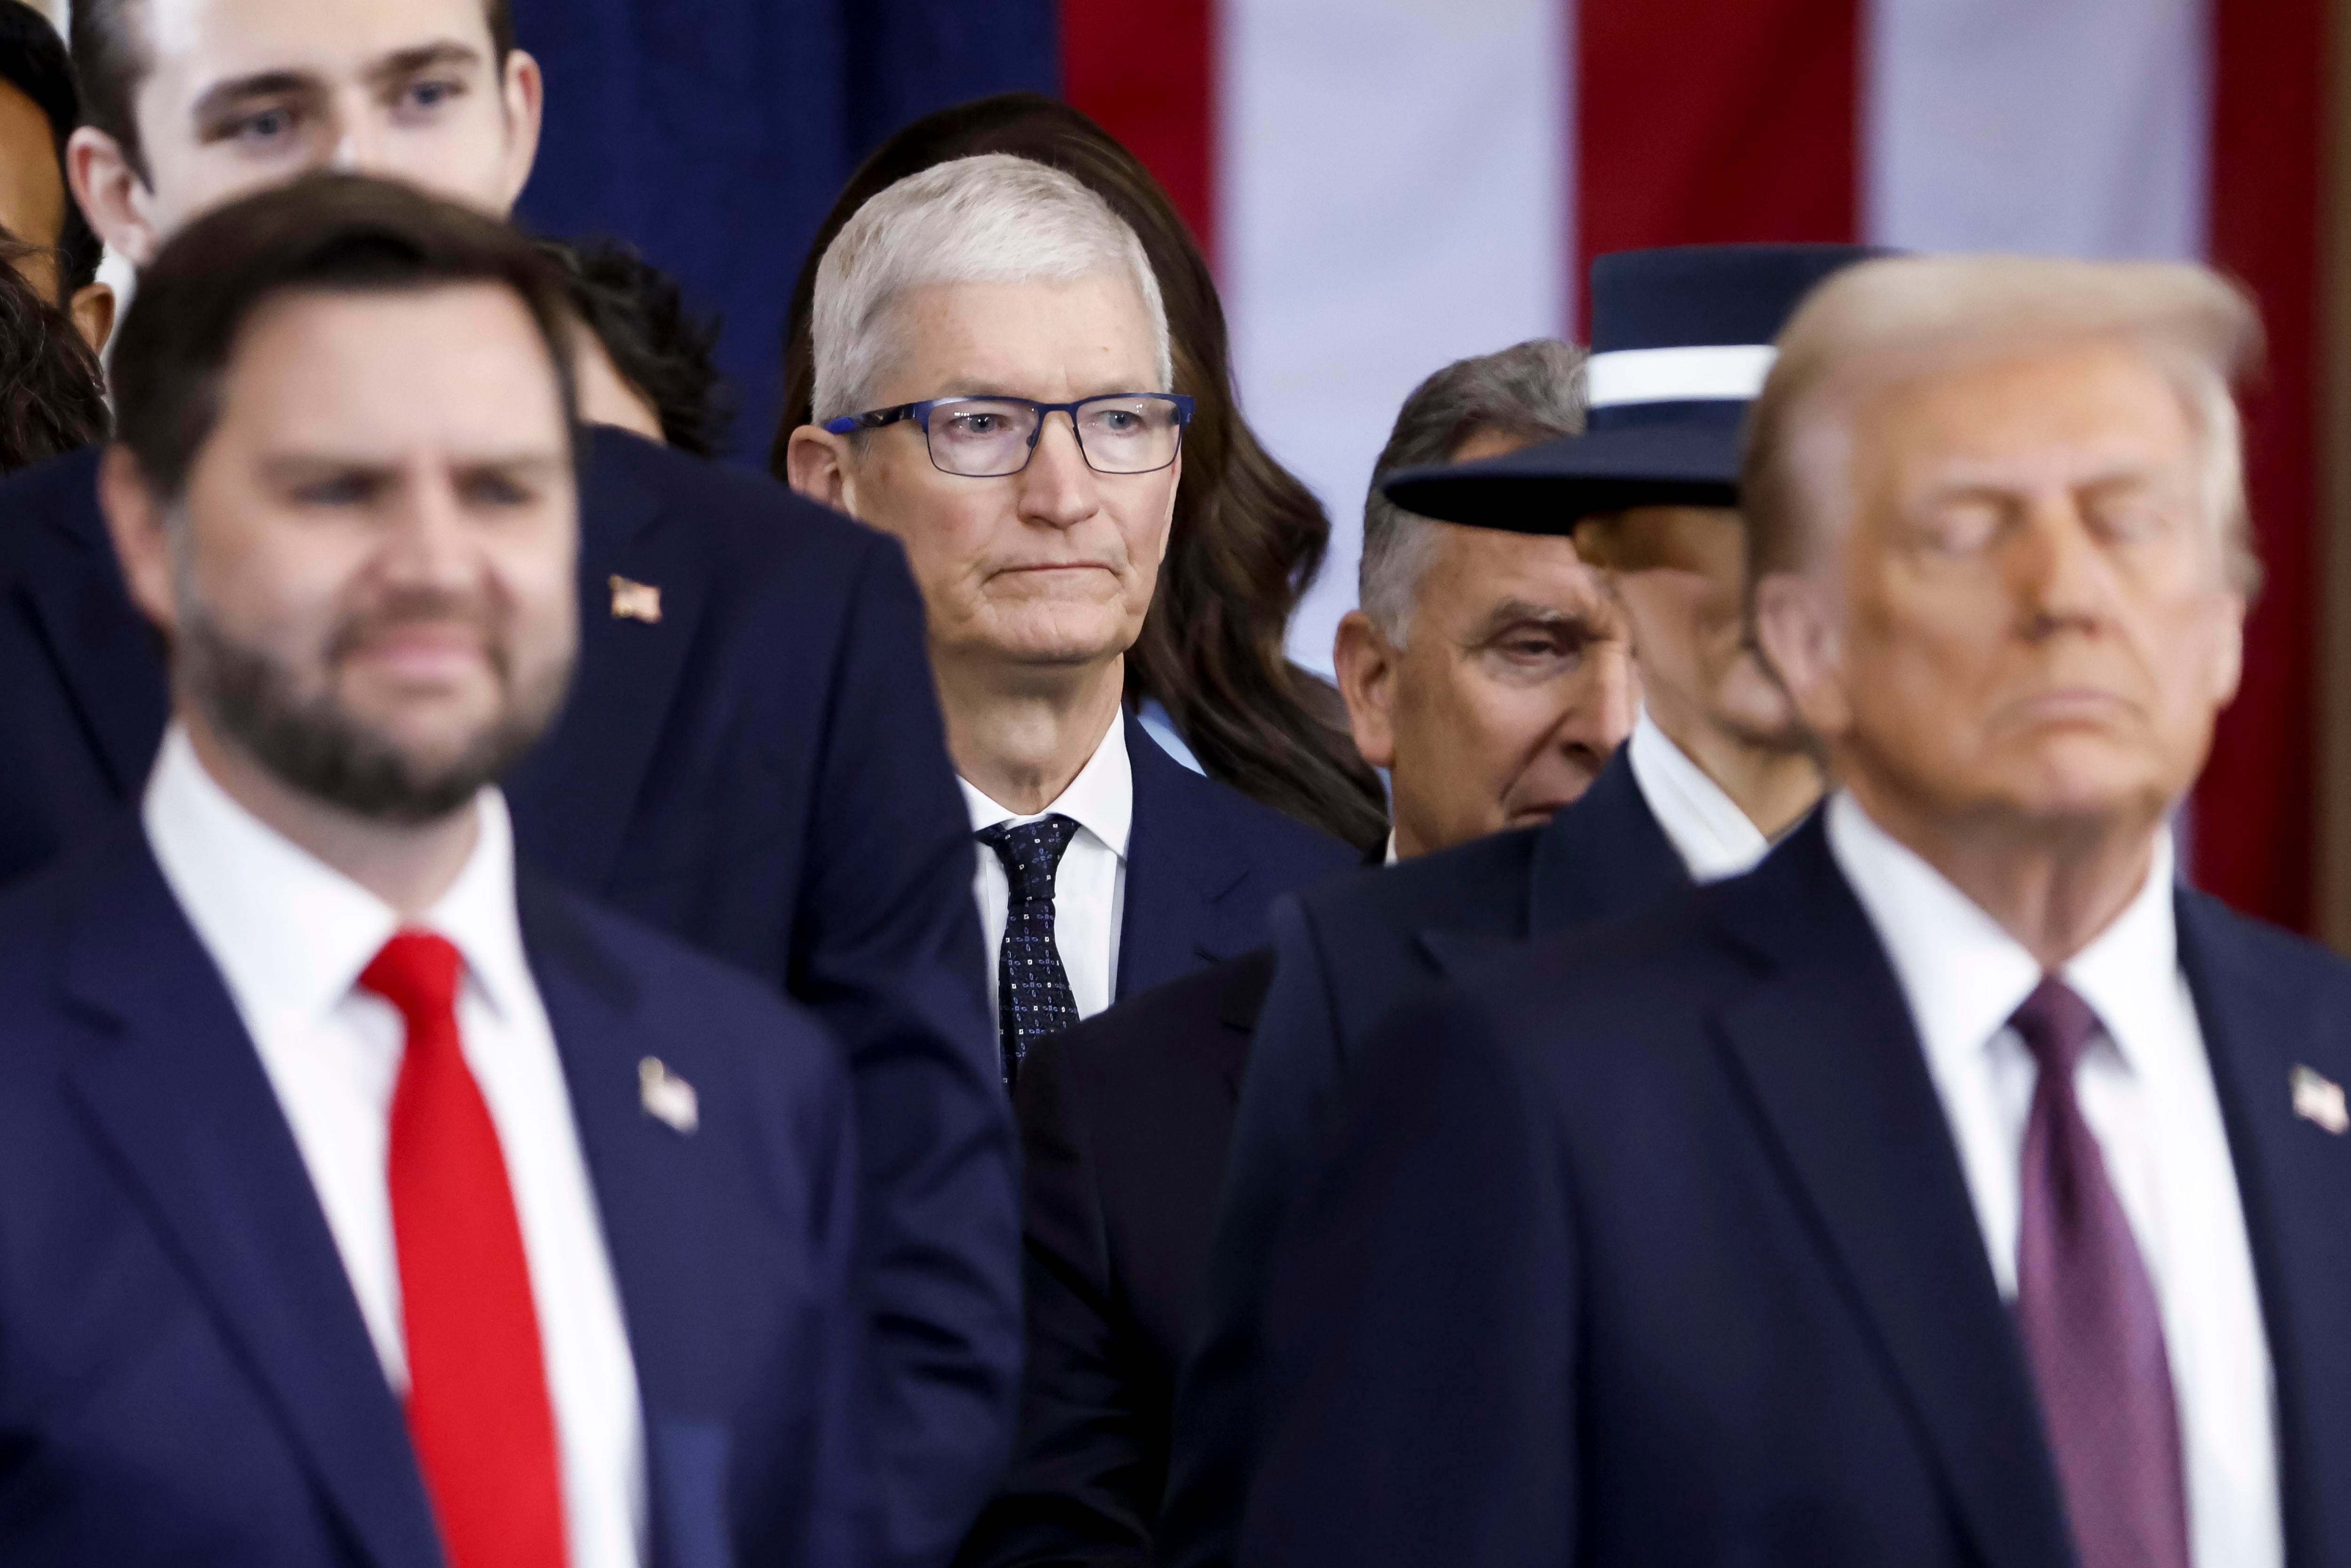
[976,814,1081,1086]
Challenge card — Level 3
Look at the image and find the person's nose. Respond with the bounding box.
[375,474,481,594]
[326,97,383,175]
[1554,638,1641,759]
[2010,492,2110,634]
[1016,412,1101,531]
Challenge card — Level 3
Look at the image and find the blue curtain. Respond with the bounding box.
[512,0,1059,465]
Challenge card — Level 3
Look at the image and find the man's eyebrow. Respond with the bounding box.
[190,71,324,126]
[364,42,486,91]
[1466,598,1610,642]
[255,451,568,484]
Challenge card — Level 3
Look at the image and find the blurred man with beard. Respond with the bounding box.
[0,174,867,1568]
[0,6,1014,1553]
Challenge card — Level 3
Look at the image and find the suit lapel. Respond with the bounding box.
[1403,749,1688,977]
[1412,924,1511,975]
[2176,895,2351,1563]
[56,829,442,1568]
[1706,821,2073,1568]
[518,879,751,1568]
[1120,713,1251,996]
[1216,948,1277,1101]
[11,449,170,798]
[1526,746,1688,934]
[505,430,716,898]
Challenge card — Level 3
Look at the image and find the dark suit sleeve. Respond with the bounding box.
[955,1034,1155,1568]
[1238,989,1580,1568]
[781,1016,883,1568]
[1159,894,1341,1567]
[797,532,1021,1568]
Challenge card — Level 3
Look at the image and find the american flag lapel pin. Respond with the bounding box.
[609,575,662,624]
[639,1056,699,1135]
[2291,1065,2348,1135]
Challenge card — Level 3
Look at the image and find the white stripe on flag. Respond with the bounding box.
[1865,0,2211,260]
[1220,0,1569,676]
[1586,345,1779,408]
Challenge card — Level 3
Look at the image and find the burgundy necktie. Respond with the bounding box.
[361,931,568,1568]
[2010,976,2191,1568]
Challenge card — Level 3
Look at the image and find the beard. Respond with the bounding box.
[174,583,574,825]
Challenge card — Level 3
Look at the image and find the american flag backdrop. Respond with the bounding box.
[1065,0,2327,936]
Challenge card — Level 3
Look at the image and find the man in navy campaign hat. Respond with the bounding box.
[0,2,1016,1561]
[1158,242,1881,1568]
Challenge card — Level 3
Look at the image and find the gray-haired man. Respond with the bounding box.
[1333,338,1635,861]
[786,153,1350,1091]
[955,334,1624,1568]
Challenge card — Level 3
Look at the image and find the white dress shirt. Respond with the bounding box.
[144,726,647,1568]
[1825,791,2279,1568]
[1625,709,1771,882]
[962,712,1132,1021]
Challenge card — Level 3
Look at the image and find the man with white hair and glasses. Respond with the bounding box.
[1239,254,2351,1568]
[787,154,1348,1090]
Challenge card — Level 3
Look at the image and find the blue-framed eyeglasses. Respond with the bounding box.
[823,393,1195,478]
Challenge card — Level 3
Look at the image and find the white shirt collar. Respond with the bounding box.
[960,708,1134,860]
[1625,709,1771,883]
[142,724,537,1028]
[1825,788,2179,1076]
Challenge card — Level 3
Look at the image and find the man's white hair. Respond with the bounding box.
[1742,253,2264,599]
[808,152,1172,424]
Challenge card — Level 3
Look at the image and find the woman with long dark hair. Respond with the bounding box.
[773,94,1388,852]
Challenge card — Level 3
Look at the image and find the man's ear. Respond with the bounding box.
[496,49,546,214]
[785,425,858,516]
[99,444,179,638]
[68,126,160,268]
[68,280,115,355]
[1331,608,1401,771]
[1751,570,1848,739]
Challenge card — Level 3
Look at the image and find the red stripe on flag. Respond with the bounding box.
[1575,0,1859,329]
[1062,0,1219,268]
[2196,0,2324,927]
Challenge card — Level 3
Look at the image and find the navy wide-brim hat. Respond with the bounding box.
[1382,243,1892,536]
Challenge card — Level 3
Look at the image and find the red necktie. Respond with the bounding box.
[361,930,568,1568]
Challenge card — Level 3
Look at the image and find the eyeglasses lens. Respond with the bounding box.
[925,397,1184,477]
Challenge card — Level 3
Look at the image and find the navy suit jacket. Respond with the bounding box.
[0,432,1016,1568]
[1113,713,1352,999]
[1243,815,2351,1568]
[959,950,1275,1568]
[0,821,868,1568]
[1161,749,1684,1567]
[947,732,1345,1568]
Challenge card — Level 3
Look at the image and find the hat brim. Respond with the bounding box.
[1381,423,1740,536]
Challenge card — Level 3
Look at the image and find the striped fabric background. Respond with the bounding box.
[1068,0,2326,934]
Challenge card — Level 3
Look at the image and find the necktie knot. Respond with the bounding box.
[2010,975,2104,1081]
[978,814,1080,904]
[359,930,464,1030]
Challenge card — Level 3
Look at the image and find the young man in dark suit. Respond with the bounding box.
[1247,254,2345,1568]
[0,5,1016,1561]
[0,174,864,1568]
[785,153,1349,1095]
[955,337,1631,1568]
[1160,244,1875,1567]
